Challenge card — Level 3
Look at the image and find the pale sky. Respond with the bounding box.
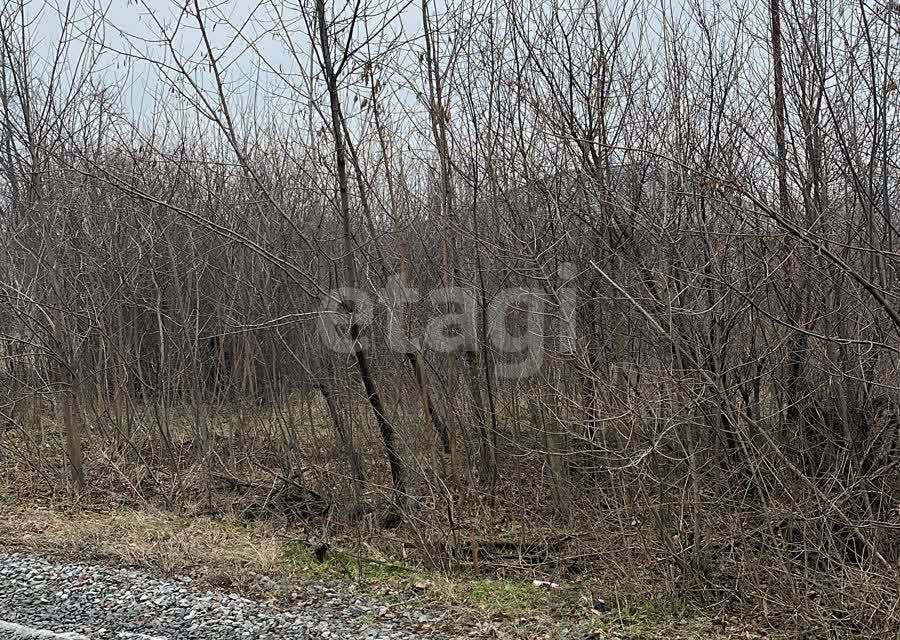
[22,0,426,124]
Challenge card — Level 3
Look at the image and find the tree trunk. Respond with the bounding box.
[316,0,405,512]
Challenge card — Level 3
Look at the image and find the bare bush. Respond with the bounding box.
[2,0,900,634]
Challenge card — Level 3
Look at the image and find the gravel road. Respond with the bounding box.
[0,552,454,639]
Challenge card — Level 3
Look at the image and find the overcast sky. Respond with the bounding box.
[22,0,425,124]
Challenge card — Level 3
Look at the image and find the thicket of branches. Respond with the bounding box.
[3,0,900,633]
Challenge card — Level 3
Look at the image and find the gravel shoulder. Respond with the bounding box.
[0,552,453,640]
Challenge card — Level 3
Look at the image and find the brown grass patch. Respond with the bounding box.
[0,505,284,593]
[0,502,741,639]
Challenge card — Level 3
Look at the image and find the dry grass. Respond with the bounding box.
[0,413,810,638]
[0,499,747,639]
[0,504,284,593]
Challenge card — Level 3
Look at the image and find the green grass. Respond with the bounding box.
[281,541,557,620]
[464,577,548,615]
[282,541,411,581]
